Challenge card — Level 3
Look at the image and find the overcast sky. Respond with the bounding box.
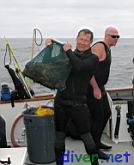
[0,0,133,38]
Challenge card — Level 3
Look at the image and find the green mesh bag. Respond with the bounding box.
[23,41,71,89]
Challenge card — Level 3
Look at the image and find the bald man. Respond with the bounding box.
[87,26,120,150]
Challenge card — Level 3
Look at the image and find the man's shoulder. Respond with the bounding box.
[92,41,105,49]
[85,51,99,61]
[91,41,106,59]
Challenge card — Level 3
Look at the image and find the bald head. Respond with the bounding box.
[104,26,120,47]
[105,26,119,36]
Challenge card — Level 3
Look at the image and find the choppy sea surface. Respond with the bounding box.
[0,38,134,94]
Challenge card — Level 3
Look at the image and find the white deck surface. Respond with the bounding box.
[0,147,27,165]
[0,134,133,165]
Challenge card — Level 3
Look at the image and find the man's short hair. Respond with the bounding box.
[77,29,93,43]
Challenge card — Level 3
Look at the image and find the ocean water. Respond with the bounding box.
[0,38,134,94]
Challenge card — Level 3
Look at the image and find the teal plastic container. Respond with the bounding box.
[23,113,55,164]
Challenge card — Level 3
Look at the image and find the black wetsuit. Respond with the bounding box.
[87,41,112,146]
[54,49,99,165]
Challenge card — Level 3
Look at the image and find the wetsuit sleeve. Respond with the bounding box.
[66,49,99,72]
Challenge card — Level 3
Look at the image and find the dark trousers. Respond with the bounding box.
[54,103,91,134]
[54,99,99,165]
[0,116,7,148]
[87,87,111,146]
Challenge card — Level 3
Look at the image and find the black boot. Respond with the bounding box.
[80,132,100,165]
[55,147,64,165]
[89,154,99,165]
[98,150,109,160]
[99,142,112,150]
[55,131,66,165]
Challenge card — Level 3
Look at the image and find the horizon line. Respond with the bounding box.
[1,36,134,39]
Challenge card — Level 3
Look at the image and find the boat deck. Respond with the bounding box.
[25,133,134,165]
[0,87,133,164]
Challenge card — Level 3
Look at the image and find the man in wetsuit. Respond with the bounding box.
[46,29,102,165]
[87,26,120,150]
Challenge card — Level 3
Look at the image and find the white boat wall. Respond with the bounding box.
[105,87,134,143]
[0,86,133,146]
[110,100,132,143]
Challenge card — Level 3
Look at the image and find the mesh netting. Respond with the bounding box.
[23,41,71,89]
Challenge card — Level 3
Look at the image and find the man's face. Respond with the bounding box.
[76,32,91,52]
[106,31,120,47]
